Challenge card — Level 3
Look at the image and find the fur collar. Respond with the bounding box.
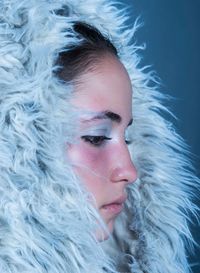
[0,1,199,272]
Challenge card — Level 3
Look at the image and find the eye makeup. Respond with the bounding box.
[72,110,133,146]
[78,119,113,148]
[124,127,133,145]
[80,120,112,137]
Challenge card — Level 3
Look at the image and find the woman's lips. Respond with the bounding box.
[102,203,124,214]
[101,195,127,214]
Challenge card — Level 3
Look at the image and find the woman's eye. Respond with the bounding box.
[125,139,132,145]
[81,135,111,147]
[125,130,132,145]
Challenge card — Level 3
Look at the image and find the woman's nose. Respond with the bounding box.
[110,146,137,184]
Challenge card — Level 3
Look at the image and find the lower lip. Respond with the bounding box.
[102,203,123,214]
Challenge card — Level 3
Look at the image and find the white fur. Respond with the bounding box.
[0,0,199,272]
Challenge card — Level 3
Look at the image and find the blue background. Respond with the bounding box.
[122,1,200,272]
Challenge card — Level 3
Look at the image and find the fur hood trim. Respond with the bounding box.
[0,0,199,272]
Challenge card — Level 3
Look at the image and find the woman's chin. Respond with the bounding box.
[95,219,114,242]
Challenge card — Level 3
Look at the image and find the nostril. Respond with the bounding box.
[110,162,138,183]
[110,146,138,183]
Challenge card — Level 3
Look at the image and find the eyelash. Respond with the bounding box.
[125,139,132,145]
[81,135,132,147]
[81,135,111,147]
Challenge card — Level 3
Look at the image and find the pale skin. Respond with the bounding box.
[67,54,137,241]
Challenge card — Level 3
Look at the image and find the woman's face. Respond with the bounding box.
[67,54,137,241]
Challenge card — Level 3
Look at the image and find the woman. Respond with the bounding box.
[0,0,198,273]
[56,21,138,242]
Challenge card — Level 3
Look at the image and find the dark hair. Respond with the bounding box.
[55,21,118,82]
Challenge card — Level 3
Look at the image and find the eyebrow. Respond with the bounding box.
[85,110,133,127]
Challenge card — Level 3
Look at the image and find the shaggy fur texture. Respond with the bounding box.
[0,0,199,272]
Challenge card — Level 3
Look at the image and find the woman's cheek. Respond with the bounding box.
[67,143,109,174]
[67,144,109,204]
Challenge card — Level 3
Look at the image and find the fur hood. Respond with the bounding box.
[0,0,199,272]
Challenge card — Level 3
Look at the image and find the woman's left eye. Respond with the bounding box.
[81,135,111,147]
[125,139,132,145]
[125,130,132,145]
